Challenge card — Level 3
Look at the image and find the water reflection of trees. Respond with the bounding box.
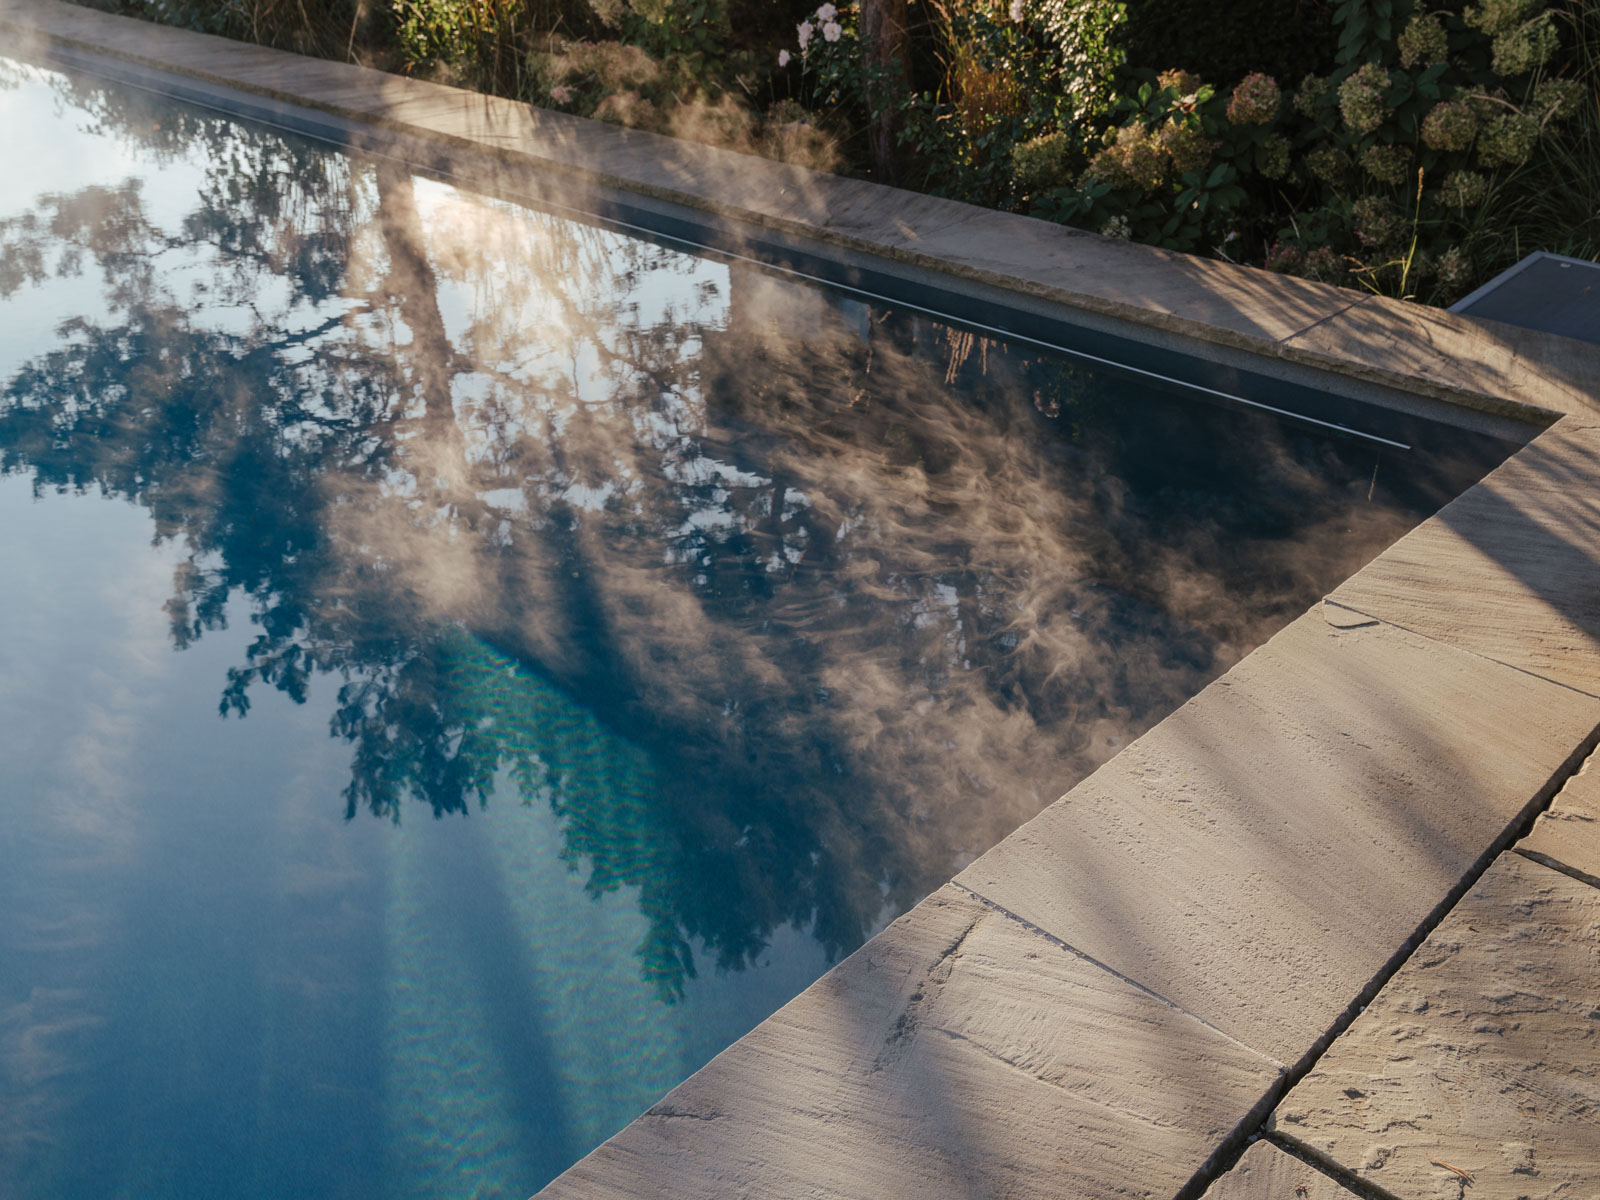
[0,72,1493,997]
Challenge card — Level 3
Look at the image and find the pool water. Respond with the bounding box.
[0,54,1511,1199]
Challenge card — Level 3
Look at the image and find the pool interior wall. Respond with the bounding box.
[0,25,1548,1200]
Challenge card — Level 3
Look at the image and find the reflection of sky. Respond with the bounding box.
[0,49,1510,1200]
[0,471,829,1199]
[0,64,820,1200]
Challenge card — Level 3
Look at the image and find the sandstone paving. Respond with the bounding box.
[1280,295,1596,421]
[1329,416,1600,697]
[1271,853,1600,1200]
[539,885,1285,1199]
[957,607,1600,1068]
[1199,1140,1363,1200]
[1519,750,1600,885]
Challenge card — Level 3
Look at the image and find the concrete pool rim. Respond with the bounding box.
[3,4,1599,1197]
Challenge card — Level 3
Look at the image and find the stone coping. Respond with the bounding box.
[2,5,1598,1198]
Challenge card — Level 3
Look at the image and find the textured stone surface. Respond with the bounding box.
[1199,1141,1362,1200]
[1273,854,1600,1200]
[1281,294,1598,421]
[1520,750,1600,884]
[5,0,1600,424]
[539,886,1283,1199]
[958,608,1600,1067]
[1330,417,1600,697]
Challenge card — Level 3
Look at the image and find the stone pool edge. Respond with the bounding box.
[3,4,1599,1197]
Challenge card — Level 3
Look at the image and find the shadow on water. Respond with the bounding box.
[0,53,1535,1197]
[0,61,1513,1002]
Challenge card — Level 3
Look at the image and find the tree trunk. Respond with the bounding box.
[859,0,911,183]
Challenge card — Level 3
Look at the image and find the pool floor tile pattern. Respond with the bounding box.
[539,886,1284,1200]
[1271,852,1600,1200]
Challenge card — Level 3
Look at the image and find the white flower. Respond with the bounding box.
[1009,0,1024,20]
[549,84,574,103]
[778,48,791,66]
[815,3,837,19]
[797,19,813,49]
[822,20,842,41]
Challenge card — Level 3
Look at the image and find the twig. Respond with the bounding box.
[1428,1156,1475,1182]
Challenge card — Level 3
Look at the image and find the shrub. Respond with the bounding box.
[1027,0,1593,303]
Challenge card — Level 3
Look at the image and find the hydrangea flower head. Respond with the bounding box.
[1338,62,1390,135]
[1476,111,1538,167]
[1293,74,1329,118]
[1437,169,1489,207]
[1157,68,1204,96]
[1421,101,1477,151]
[1398,14,1449,67]
[1361,143,1411,186]
[1226,73,1281,125]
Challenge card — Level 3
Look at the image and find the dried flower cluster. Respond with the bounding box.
[1361,143,1412,185]
[1476,110,1538,166]
[1085,124,1169,191]
[1352,195,1404,248]
[1226,73,1281,125]
[1294,73,1328,118]
[1160,119,1216,173]
[1421,101,1478,151]
[1397,13,1450,67]
[1436,169,1490,207]
[1338,62,1390,134]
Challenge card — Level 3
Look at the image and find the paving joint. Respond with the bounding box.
[1201,735,1600,1198]
[950,882,1284,1067]
[1320,598,1600,702]
[1513,846,1600,891]
[1260,1131,1409,1200]
[1275,296,1371,346]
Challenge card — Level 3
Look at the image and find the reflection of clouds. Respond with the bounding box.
[0,496,188,1193]
[0,78,1485,1009]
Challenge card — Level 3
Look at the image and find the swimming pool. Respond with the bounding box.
[0,51,1517,1199]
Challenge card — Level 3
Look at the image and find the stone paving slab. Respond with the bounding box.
[956,607,1600,1069]
[539,885,1284,1200]
[4,0,1599,426]
[1280,294,1600,423]
[1328,416,1600,697]
[1519,751,1600,885]
[1199,1141,1362,1200]
[1272,853,1600,1200]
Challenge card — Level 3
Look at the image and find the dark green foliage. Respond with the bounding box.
[1121,0,1338,86]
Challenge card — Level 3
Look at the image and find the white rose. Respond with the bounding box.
[778,48,791,66]
[815,3,837,19]
[822,20,842,42]
[797,19,813,49]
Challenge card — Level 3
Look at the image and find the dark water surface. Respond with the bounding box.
[0,55,1511,1199]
